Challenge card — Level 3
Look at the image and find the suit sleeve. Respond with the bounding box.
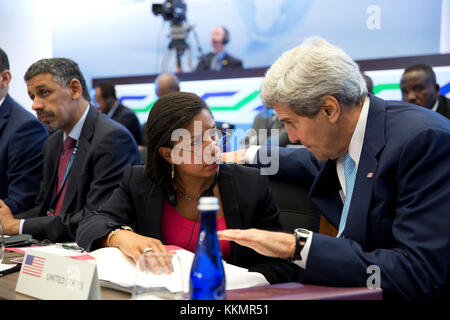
[83,127,141,210]
[22,127,142,242]
[255,146,321,186]
[4,120,48,215]
[303,128,450,299]
[195,54,211,71]
[121,112,143,146]
[76,166,137,251]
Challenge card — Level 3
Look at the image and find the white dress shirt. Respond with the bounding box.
[431,98,439,113]
[336,95,370,201]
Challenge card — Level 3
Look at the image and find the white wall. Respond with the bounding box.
[0,0,53,113]
[441,0,450,53]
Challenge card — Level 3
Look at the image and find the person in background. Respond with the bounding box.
[141,72,181,150]
[154,72,180,97]
[0,58,142,242]
[76,92,299,284]
[0,48,48,215]
[400,63,450,119]
[241,105,291,148]
[95,81,143,146]
[362,73,373,95]
[219,37,450,299]
[196,26,243,71]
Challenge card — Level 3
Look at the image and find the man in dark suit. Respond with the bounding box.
[219,37,450,299]
[0,58,142,242]
[0,48,48,215]
[401,63,450,119]
[95,81,143,146]
[196,26,243,71]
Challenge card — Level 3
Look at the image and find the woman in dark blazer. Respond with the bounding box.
[76,92,299,284]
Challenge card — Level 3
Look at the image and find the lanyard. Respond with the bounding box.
[47,140,79,215]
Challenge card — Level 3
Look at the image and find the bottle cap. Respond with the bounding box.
[198,196,219,211]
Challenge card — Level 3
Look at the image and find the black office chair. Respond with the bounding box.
[215,121,235,152]
[215,121,235,131]
[268,176,320,233]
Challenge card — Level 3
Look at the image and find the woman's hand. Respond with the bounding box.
[108,230,167,263]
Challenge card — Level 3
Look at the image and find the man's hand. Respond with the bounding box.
[222,149,248,164]
[218,228,296,259]
[0,199,20,235]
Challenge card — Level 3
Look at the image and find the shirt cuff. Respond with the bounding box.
[293,231,313,269]
[19,219,25,235]
[245,145,261,164]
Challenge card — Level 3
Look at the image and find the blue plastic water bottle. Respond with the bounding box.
[189,197,226,300]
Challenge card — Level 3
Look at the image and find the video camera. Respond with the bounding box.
[152,0,186,25]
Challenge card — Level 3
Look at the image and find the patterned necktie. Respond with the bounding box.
[53,137,76,215]
[337,153,356,238]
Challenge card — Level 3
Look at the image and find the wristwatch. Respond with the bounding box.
[293,228,310,261]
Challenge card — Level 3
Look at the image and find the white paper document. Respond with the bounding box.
[0,263,18,272]
[88,247,269,293]
[8,243,86,257]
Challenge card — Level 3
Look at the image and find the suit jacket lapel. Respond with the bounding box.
[217,165,243,264]
[345,95,386,247]
[61,106,96,213]
[144,184,165,240]
[42,131,63,214]
[218,165,242,230]
[0,95,13,133]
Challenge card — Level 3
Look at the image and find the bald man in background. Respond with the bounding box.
[154,72,180,97]
[141,73,180,150]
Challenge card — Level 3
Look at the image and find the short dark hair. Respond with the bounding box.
[24,58,91,102]
[145,92,210,186]
[95,81,116,100]
[0,48,10,72]
[221,26,230,44]
[362,73,373,95]
[403,64,437,86]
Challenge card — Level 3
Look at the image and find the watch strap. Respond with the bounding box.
[293,228,310,261]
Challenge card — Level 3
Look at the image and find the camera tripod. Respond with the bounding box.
[161,22,203,73]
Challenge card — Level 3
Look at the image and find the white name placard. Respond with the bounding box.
[15,249,100,300]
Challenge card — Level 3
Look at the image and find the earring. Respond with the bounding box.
[171,163,175,179]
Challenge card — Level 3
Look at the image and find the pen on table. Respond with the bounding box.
[55,243,85,252]
[0,264,22,277]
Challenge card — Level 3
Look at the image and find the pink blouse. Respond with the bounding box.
[161,200,231,260]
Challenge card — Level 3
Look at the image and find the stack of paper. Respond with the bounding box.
[88,247,269,293]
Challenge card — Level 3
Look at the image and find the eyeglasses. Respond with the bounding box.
[173,128,231,154]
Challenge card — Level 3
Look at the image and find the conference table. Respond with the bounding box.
[0,250,382,300]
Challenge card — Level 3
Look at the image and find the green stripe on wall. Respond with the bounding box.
[210,90,260,111]
[373,83,400,95]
